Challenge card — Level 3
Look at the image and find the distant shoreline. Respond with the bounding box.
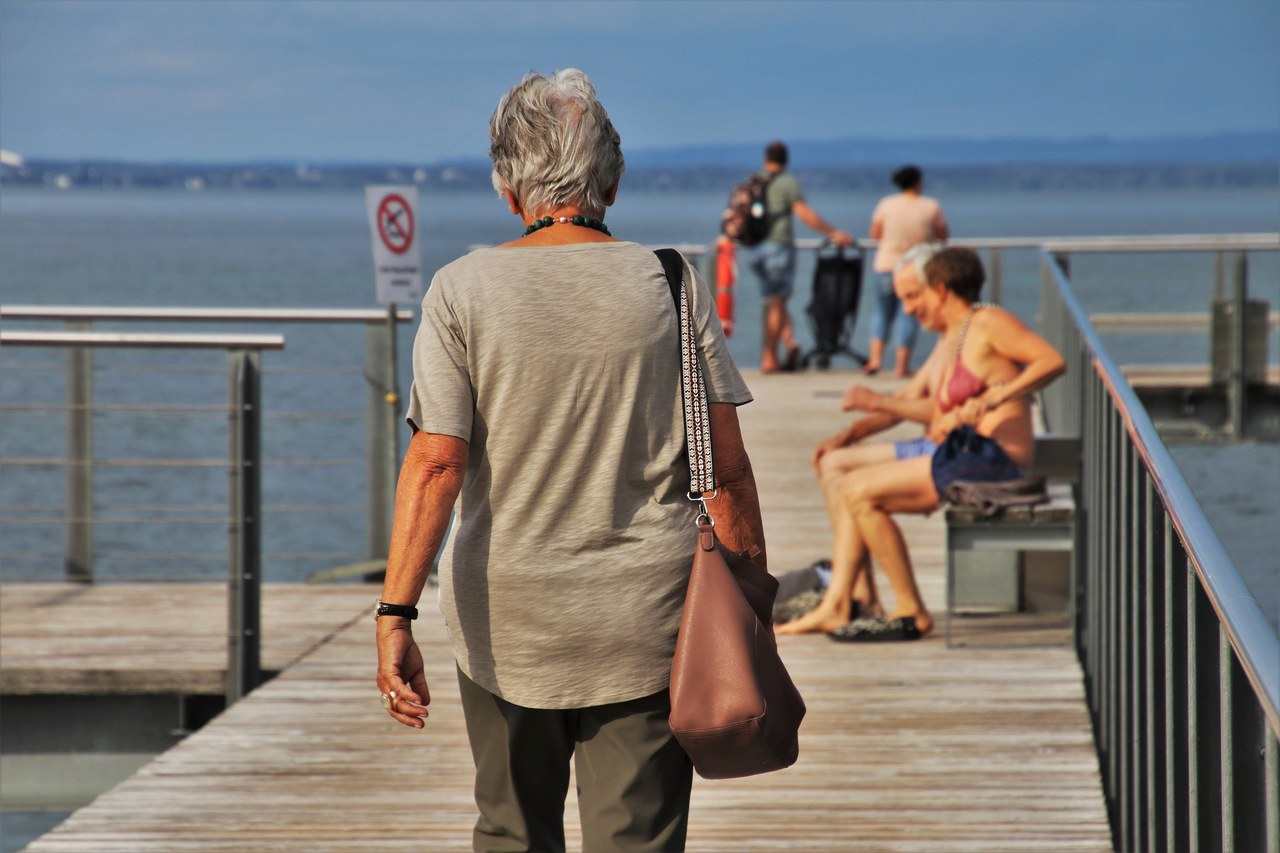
[2,160,1276,194]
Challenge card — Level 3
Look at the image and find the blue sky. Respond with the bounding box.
[1,0,1277,164]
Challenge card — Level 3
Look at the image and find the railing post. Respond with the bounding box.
[1039,255,1085,438]
[365,306,400,560]
[988,247,1003,305]
[1213,249,1226,301]
[1267,728,1278,853]
[227,349,262,704]
[64,318,93,582]
[1226,251,1248,438]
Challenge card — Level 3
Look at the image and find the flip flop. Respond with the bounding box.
[862,365,880,376]
[827,615,922,642]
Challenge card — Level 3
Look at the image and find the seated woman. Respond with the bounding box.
[778,245,1065,640]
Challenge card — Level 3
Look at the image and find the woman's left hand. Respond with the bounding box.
[927,410,964,443]
[375,619,431,729]
[956,397,990,426]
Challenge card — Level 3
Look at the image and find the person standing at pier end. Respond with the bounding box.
[865,165,950,377]
[746,140,855,373]
[373,69,764,851]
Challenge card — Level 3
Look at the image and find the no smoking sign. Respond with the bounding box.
[365,185,423,305]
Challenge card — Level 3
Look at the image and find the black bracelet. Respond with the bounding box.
[376,600,419,620]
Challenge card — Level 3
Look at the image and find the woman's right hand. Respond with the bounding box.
[375,618,431,729]
[811,435,842,470]
[841,384,881,413]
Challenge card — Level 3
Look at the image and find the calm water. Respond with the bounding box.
[0,184,1276,622]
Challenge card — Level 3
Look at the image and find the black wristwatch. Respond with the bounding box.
[375,600,419,620]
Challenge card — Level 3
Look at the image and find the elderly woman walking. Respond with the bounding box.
[373,69,764,851]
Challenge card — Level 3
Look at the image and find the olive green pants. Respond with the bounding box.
[456,668,693,852]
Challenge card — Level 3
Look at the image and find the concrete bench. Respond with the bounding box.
[944,436,1079,648]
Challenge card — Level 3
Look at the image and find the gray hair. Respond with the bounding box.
[895,242,947,282]
[489,69,625,220]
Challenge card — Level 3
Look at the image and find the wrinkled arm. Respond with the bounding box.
[382,430,468,603]
[375,429,467,729]
[706,403,767,570]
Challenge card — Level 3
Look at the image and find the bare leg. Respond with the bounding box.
[776,510,857,633]
[761,296,785,371]
[865,338,885,373]
[818,444,894,613]
[777,446,894,635]
[841,456,939,635]
[779,302,798,356]
[893,345,913,378]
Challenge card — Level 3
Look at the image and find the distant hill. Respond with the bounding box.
[621,130,1280,169]
[2,130,1275,192]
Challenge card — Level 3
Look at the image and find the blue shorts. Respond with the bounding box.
[746,242,796,300]
[894,437,938,460]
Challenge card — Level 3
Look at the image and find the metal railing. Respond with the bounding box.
[1038,247,1279,852]
[0,306,413,582]
[1041,235,1280,440]
[680,233,1280,311]
[0,330,284,702]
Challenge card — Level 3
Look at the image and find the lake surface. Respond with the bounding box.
[1,184,1276,630]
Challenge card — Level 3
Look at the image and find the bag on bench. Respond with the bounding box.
[942,476,1049,518]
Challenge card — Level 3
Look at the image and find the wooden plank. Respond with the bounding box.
[0,584,377,694]
[19,369,1113,851]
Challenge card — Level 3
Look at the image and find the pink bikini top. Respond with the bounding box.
[938,361,987,413]
[937,304,991,413]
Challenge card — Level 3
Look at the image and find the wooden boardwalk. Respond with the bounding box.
[14,369,1112,852]
[0,584,376,695]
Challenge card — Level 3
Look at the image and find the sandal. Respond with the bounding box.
[827,615,922,642]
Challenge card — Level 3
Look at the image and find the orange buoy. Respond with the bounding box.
[715,237,736,337]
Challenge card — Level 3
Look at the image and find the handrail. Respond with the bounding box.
[1,330,279,704]
[0,306,414,322]
[667,232,1280,255]
[1,331,285,349]
[1045,258,1279,730]
[1042,233,1279,253]
[1040,251,1279,851]
[1,306,406,563]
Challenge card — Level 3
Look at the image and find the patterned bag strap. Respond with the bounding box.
[654,249,716,498]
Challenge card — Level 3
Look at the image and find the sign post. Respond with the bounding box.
[363,185,421,556]
[364,185,423,306]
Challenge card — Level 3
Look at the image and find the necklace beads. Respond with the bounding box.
[522,215,611,237]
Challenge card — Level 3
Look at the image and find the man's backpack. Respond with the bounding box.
[721,172,774,246]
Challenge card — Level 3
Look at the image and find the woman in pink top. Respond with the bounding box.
[779,246,1064,641]
[866,165,950,377]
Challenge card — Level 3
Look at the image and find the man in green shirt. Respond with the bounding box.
[747,140,855,373]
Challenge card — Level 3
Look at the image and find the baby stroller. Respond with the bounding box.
[803,242,867,369]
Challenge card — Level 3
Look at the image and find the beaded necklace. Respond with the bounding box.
[522,215,611,237]
[952,302,995,360]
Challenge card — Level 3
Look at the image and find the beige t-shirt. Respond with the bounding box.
[870,192,949,272]
[406,241,752,709]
